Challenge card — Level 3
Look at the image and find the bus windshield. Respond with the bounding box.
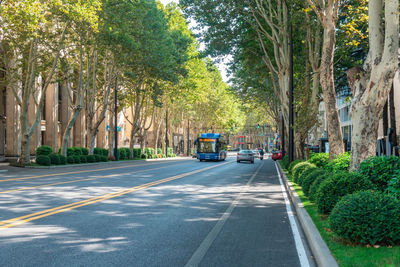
[198,140,216,153]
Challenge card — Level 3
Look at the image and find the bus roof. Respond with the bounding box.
[201,133,220,138]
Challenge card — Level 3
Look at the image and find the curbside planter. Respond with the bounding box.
[276,162,338,267]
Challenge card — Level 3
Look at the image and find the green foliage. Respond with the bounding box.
[59,155,66,165]
[298,165,318,186]
[36,155,51,166]
[94,148,108,157]
[280,155,289,170]
[133,148,142,158]
[72,147,82,156]
[67,156,75,164]
[387,172,400,199]
[288,160,304,175]
[358,156,400,191]
[67,148,75,157]
[167,147,173,156]
[118,148,127,160]
[315,172,375,214]
[49,154,60,165]
[157,148,162,154]
[326,152,351,173]
[100,155,108,162]
[36,145,53,156]
[81,148,89,156]
[302,169,328,197]
[73,156,81,164]
[87,155,96,163]
[141,154,148,159]
[309,174,331,201]
[80,155,87,163]
[309,153,329,168]
[94,154,101,162]
[292,162,316,184]
[329,190,400,245]
[144,148,155,158]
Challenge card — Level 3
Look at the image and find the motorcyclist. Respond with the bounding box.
[259,148,264,160]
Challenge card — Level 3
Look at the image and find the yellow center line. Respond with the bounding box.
[0,160,187,183]
[0,161,232,229]
[0,163,188,195]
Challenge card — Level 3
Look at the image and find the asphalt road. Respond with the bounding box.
[0,157,315,266]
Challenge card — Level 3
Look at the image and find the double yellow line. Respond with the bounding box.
[0,161,231,229]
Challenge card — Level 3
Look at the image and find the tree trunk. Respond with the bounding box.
[60,107,82,156]
[19,133,32,164]
[320,22,344,158]
[383,99,388,136]
[389,83,397,147]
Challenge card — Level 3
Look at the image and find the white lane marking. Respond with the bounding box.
[185,161,264,267]
[275,162,310,267]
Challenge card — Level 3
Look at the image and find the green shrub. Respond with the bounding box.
[80,155,87,163]
[117,148,127,160]
[302,169,327,197]
[36,145,53,156]
[144,148,155,158]
[167,147,173,156]
[387,171,400,199]
[292,162,316,184]
[308,153,329,168]
[298,165,318,186]
[157,148,162,155]
[72,147,82,156]
[100,155,108,162]
[73,155,81,164]
[133,148,141,158]
[87,155,96,163]
[36,155,51,166]
[316,172,375,214]
[94,148,108,157]
[67,156,75,164]
[329,190,400,245]
[326,152,351,173]
[59,155,67,165]
[49,154,60,165]
[280,155,289,170]
[123,148,131,159]
[161,154,166,158]
[67,147,74,157]
[308,173,331,201]
[358,156,400,191]
[288,160,304,175]
[81,148,89,155]
[94,154,101,162]
[140,154,148,159]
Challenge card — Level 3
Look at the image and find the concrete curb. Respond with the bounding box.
[276,162,338,267]
[22,157,192,169]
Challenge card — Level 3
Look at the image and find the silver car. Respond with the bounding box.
[237,150,255,163]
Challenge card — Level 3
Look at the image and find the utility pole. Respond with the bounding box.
[187,119,190,156]
[165,110,169,157]
[114,77,119,161]
[288,1,294,163]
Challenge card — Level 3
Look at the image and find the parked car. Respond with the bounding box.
[237,150,255,163]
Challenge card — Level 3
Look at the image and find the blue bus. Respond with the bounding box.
[195,133,227,161]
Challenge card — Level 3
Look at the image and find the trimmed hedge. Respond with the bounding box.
[330,190,400,245]
[157,148,162,155]
[308,153,329,168]
[100,155,108,162]
[73,155,80,164]
[36,145,53,156]
[292,162,316,184]
[94,154,101,162]
[326,152,351,173]
[49,154,60,165]
[87,155,96,163]
[302,169,327,197]
[81,148,89,155]
[315,172,375,214]
[80,155,87,163]
[358,156,400,191]
[133,148,141,158]
[94,148,108,157]
[67,156,75,164]
[298,165,318,186]
[59,155,67,165]
[288,160,304,175]
[141,154,148,159]
[67,147,74,157]
[280,155,289,170]
[36,155,51,166]
[72,147,83,156]
[309,174,330,201]
[387,172,400,199]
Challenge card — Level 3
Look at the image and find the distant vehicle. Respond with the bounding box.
[195,133,227,161]
[237,149,255,163]
[271,150,283,161]
[252,150,260,159]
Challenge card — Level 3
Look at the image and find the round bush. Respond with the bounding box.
[36,155,51,166]
[308,153,329,168]
[157,148,162,155]
[67,147,74,157]
[330,190,400,245]
[36,145,53,156]
[288,160,304,175]
[87,155,96,163]
[101,155,108,162]
[67,156,75,164]
[302,169,327,197]
[308,174,330,201]
[326,152,351,173]
[49,154,60,165]
[292,162,316,184]
[315,172,376,214]
[140,154,148,159]
[118,148,126,160]
[358,156,400,191]
[59,155,67,165]
[81,148,89,155]
[94,154,101,162]
[298,165,317,186]
[73,155,81,164]
[80,155,87,163]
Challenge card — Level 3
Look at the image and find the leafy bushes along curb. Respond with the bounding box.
[330,190,400,245]
[49,154,60,165]
[292,162,316,184]
[326,152,351,173]
[358,156,400,191]
[80,155,87,163]
[288,160,304,175]
[308,153,329,168]
[280,155,289,170]
[298,165,318,186]
[301,168,327,197]
[36,155,51,166]
[315,172,375,214]
[36,145,53,156]
[87,155,96,163]
[59,155,66,165]
[67,156,75,164]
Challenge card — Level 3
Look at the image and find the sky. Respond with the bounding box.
[159,0,230,82]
